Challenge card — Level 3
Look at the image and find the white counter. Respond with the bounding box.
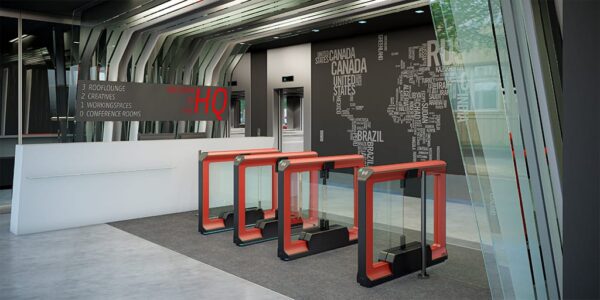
[10,137,275,235]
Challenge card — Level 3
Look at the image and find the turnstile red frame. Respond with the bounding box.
[233,151,318,245]
[198,148,279,234]
[277,154,365,260]
[357,160,448,287]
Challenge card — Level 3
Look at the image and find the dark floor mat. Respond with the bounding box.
[110,211,490,300]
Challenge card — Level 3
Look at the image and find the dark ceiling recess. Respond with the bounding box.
[0,0,102,17]
[248,5,432,52]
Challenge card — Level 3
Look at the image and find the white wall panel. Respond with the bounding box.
[10,137,275,235]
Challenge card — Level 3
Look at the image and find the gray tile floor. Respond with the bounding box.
[0,214,289,300]
[0,189,11,213]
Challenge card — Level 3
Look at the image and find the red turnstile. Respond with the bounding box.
[277,154,365,260]
[233,151,318,246]
[198,148,278,234]
[356,160,448,287]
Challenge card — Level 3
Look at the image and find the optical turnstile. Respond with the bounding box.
[198,148,279,234]
[356,161,448,287]
[276,154,365,260]
[233,151,318,246]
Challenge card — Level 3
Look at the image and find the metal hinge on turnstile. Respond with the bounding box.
[401,168,419,188]
[320,161,335,185]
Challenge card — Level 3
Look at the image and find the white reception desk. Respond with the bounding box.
[10,137,275,235]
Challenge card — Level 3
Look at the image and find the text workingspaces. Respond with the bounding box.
[76,80,230,122]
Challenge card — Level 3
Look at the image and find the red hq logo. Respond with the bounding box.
[174,86,228,120]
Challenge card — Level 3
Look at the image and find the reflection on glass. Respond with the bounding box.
[245,165,272,211]
[278,88,303,131]
[231,91,246,129]
[239,100,246,125]
[289,170,355,234]
[24,19,78,141]
[282,97,302,131]
[372,180,405,263]
[0,17,79,140]
[0,17,19,137]
[430,0,558,298]
[317,169,354,228]
[208,161,234,217]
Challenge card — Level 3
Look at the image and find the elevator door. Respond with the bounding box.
[275,87,304,151]
[230,91,246,138]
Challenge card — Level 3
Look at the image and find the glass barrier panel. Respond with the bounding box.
[425,174,434,245]
[245,165,273,211]
[208,161,234,217]
[286,171,313,239]
[298,171,312,226]
[287,169,357,240]
[317,169,355,228]
[372,180,406,263]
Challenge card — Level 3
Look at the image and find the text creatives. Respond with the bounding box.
[76,80,230,122]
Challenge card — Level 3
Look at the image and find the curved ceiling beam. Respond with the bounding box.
[80,0,428,140]
[178,0,422,84]
[97,0,219,141]
[128,32,163,141]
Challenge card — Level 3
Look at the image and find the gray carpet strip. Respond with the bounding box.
[110,211,490,300]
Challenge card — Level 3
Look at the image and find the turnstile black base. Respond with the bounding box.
[357,241,448,287]
[200,207,264,235]
[234,218,303,246]
[222,207,265,228]
[278,224,357,261]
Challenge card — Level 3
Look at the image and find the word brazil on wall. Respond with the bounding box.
[76,80,230,121]
[312,25,463,175]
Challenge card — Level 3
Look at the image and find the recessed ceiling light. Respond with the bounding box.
[358,20,367,24]
[273,36,279,39]
[415,9,425,14]
[9,34,29,43]
[312,29,320,32]
[239,42,245,44]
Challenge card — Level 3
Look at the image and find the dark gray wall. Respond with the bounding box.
[311,25,464,175]
[250,50,267,136]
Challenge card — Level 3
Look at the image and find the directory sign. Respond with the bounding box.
[76,80,230,121]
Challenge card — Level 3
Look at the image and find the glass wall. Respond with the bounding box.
[0,16,18,193]
[22,19,77,141]
[0,17,18,139]
[430,0,562,298]
[0,16,80,143]
[0,15,81,207]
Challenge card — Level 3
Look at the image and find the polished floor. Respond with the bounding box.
[0,214,288,300]
[0,190,11,214]
[112,211,491,300]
